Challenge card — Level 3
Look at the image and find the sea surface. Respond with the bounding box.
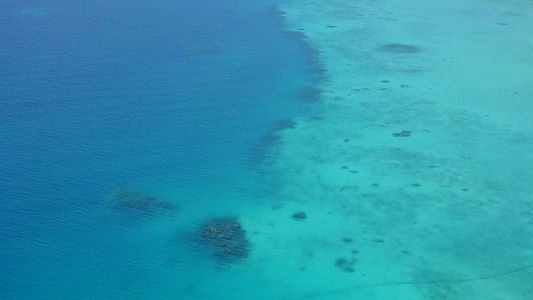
[0,0,315,299]
[3,0,533,299]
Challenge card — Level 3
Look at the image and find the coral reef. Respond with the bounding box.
[272,118,296,131]
[377,43,421,54]
[298,86,323,103]
[335,257,357,273]
[112,189,177,215]
[198,217,250,262]
[250,118,297,166]
[268,5,286,22]
[292,211,307,220]
[392,130,411,137]
[342,237,353,244]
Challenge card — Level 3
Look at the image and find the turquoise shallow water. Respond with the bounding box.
[0,0,317,299]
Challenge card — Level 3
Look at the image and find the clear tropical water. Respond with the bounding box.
[2,0,532,299]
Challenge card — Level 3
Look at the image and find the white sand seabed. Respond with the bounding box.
[237,0,533,299]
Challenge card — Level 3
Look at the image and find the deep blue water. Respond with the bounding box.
[0,0,314,298]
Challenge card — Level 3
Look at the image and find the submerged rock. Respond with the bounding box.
[198,217,250,262]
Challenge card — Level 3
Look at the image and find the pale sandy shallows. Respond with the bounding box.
[237,0,533,299]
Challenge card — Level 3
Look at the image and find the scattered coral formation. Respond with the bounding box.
[298,86,323,103]
[268,5,286,22]
[198,217,250,262]
[335,257,357,273]
[272,118,296,131]
[392,130,411,137]
[377,43,421,54]
[112,189,177,215]
[342,237,353,244]
[250,118,297,166]
[292,211,307,220]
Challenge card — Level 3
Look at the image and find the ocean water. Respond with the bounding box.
[0,0,316,299]
[3,0,533,299]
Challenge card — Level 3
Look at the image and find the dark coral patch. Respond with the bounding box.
[198,217,250,262]
[250,118,296,166]
[280,25,325,82]
[342,237,353,244]
[335,257,356,272]
[112,189,178,215]
[292,211,307,220]
[377,43,421,54]
[298,86,323,103]
[249,134,280,166]
[284,28,323,67]
[392,130,411,137]
[268,5,286,22]
[285,30,307,40]
[272,118,296,131]
[308,65,328,79]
